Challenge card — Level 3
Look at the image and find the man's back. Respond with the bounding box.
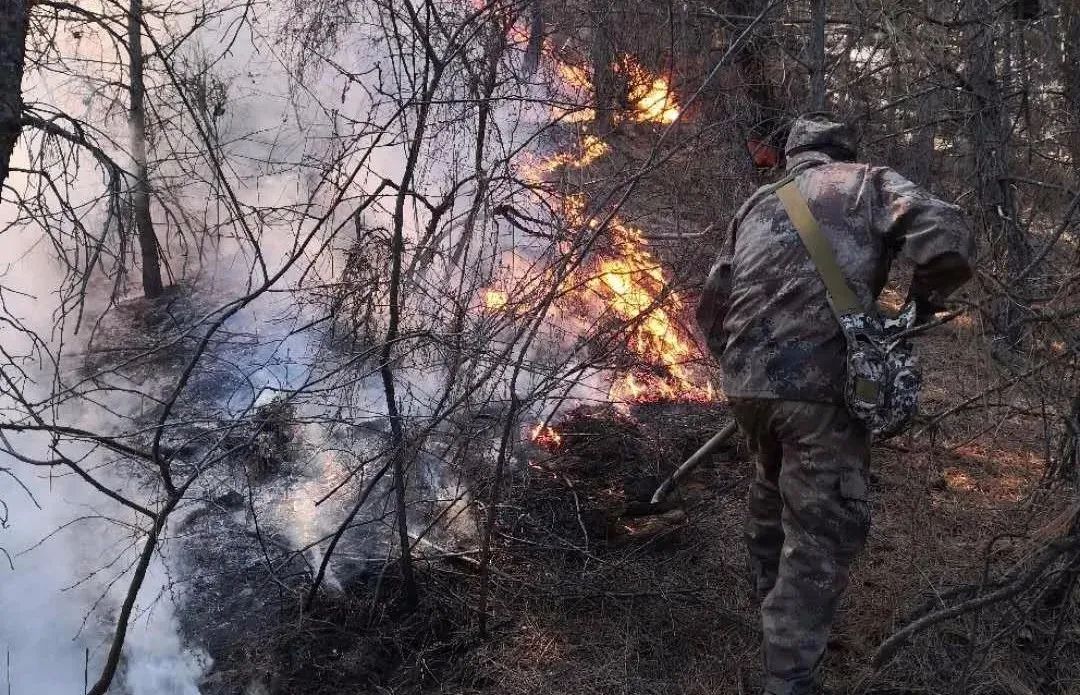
[699,131,973,405]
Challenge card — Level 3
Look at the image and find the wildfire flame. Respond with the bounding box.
[550,55,681,126]
[520,134,610,185]
[618,55,680,124]
[530,424,563,448]
[575,204,713,403]
[468,2,680,126]
[553,63,597,123]
[479,2,710,404]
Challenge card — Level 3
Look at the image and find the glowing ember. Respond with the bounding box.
[530,424,562,448]
[483,289,509,310]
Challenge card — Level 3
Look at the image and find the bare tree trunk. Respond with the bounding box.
[383,227,418,608]
[128,0,164,298]
[378,60,445,609]
[1048,394,1080,482]
[87,496,179,695]
[0,0,28,188]
[476,390,519,636]
[452,16,506,267]
[965,5,1028,348]
[808,0,827,110]
[911,82,940,184]
[723,0,780,170]
[524,0,543,77]
[590,0,615,134]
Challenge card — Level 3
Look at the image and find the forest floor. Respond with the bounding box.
[445,129,1078,695]
[456,316,1071,695]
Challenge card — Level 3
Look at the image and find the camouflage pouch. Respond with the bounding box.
[776,181,921,438]
[837,305,922,437]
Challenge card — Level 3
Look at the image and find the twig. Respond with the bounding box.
[872,537,1078,668]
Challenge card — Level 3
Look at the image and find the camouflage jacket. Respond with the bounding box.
[697,151,974,404]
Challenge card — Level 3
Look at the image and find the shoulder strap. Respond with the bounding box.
[775,181,863,316]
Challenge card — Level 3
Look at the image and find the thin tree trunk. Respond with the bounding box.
[87,496,179,695]
[912,83,940,184]
[128,0,164,298]
[965,5,1028,347]
[1063,0,1080,171]
[0,0,28,188]
[808,0,827,110]
[523,0,543,77]
[590,0,615,134]
[476,390,519,636]
[378,63,444,609]
[452,17,505,267]
[725,0,778,170]
[1050,394,1080,481]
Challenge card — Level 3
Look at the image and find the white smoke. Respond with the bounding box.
[2,2,601,692]
[0,222,209,693]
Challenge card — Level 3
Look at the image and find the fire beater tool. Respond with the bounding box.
[648,420,739,506]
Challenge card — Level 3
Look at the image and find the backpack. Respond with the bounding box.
[775,181,922,438]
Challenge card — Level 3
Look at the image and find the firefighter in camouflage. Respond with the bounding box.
[697,113,974,695]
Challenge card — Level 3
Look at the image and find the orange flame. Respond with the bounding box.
[551,62,596,123]
[549,56,680,125]
[516,145,712,405]
[587,219,712,403]
[467,2,679,126]
[530,424,562,448]
[468,2,707,404]
[519,134,610,184]
[617,55,680,124]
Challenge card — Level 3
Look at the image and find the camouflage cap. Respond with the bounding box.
[784,113,857,159]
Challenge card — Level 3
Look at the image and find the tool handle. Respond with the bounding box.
[650,421,738,505]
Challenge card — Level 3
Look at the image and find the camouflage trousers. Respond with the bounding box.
[731,399,871,692]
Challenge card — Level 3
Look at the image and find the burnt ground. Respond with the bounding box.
[458,401,763,695]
